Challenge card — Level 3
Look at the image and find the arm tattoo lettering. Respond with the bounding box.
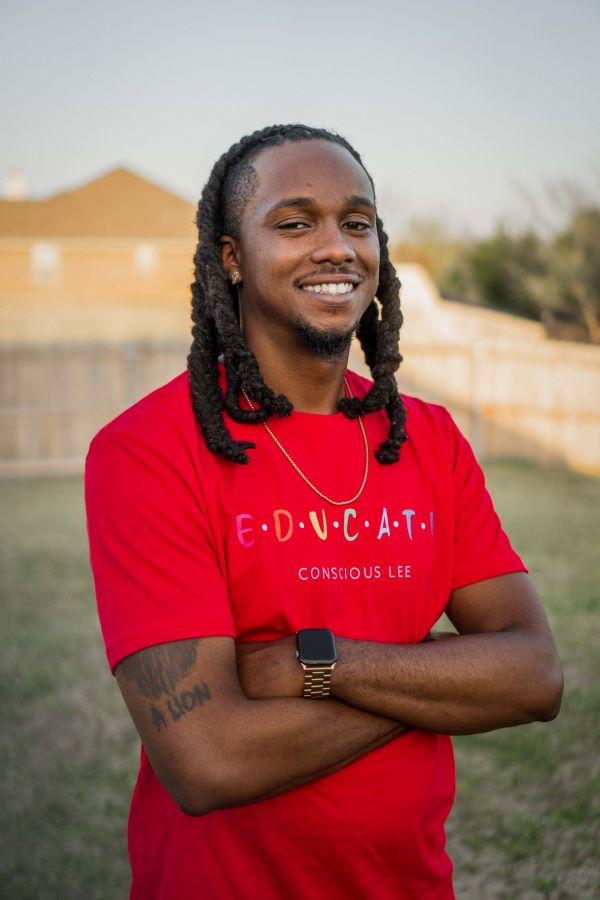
[149,682,212,732]
[119,639,200,699]
[151,704,168,732]
[119,641,212,732]
[166,682,212,725]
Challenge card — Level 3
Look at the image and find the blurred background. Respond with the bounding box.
[1,1,599,897]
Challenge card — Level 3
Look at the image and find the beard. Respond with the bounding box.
[291,314,355,361]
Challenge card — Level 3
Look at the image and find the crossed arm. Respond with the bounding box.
[115,572,563,816]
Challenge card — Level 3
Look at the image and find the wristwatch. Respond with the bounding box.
[296,628,337,698]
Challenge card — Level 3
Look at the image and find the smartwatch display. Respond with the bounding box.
[296,628,337,698]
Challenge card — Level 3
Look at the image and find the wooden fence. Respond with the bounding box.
[1,336,599,476]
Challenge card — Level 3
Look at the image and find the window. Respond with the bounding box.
[134,243,158,273]
[30,242,60,284]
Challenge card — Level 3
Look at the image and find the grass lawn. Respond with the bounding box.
[447,462,600,899]
[1,462,598,899]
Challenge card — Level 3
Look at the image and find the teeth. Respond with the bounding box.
[302,282,354,295]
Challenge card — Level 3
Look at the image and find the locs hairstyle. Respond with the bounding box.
[187,124,407,465]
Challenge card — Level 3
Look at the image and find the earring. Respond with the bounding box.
[230,270,241,285]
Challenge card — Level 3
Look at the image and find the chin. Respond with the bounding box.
[292,316,355,362]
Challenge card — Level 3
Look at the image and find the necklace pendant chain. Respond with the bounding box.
[241,377,369,507]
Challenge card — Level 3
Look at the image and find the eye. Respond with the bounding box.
[276,221,310,230]
[344,220,372,232]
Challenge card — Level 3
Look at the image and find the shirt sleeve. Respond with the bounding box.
[85,429,236,672]
[445,413,528,591]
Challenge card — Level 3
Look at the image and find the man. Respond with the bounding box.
[85,124,563,899]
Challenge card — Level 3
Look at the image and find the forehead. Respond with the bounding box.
[248,140,375,212]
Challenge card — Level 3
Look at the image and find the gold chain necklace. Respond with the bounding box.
[241,377,369,507]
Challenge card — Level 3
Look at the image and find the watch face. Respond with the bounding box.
[296,629,337,665]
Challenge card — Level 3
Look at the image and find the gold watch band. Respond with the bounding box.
[301,664,336,698]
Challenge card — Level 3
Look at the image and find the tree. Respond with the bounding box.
[542,208,600,344]
[439,228,546,321]
[391,189,600,344]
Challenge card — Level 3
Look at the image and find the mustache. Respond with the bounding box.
[295,267,363,285]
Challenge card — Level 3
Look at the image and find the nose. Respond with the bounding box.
[309,220,356,265]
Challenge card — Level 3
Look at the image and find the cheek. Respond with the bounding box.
[242,238,290,282]
[366,248,380,287]
[241,246,294,311]
[360,233,380,268]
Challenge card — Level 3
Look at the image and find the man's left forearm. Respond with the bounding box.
[235,575,563,736]
[331,630,562,734]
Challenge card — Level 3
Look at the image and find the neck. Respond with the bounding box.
[243,329,351,415]
[265,356,349,414]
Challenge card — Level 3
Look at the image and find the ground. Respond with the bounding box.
[1,461,598,899]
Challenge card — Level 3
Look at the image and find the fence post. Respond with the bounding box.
[470,342,484,459]
[123,341,140,407]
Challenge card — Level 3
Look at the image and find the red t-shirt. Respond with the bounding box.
[85,366,526,900]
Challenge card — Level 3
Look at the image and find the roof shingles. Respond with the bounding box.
[0,166,196,239]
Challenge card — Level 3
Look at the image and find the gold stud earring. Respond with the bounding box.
[230,270,241,285]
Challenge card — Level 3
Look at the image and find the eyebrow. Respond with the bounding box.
[346,195,376,212]
[266,194,376,215]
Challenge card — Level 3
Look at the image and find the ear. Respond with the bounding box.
[220,235,242,282]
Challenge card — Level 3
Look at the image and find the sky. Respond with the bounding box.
[1,0,599,239]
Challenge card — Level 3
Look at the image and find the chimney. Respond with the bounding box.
[4,171,27,201]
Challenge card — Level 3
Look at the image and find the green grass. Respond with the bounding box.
[447,461,600,899]
[0,478,138,900]
[1,462,598,898]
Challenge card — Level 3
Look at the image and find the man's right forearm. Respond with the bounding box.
[116,637,408,818]
[177,695,407,815]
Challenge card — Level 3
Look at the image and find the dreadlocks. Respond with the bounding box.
[187,124,407,464]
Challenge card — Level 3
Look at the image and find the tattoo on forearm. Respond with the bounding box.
[150,682,212,732]
[118,641,213,733]
[120,639,200,699]
[151,704,167,732]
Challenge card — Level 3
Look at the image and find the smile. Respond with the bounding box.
[301,283,354,296]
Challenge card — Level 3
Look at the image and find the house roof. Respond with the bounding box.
[0,166,197,238]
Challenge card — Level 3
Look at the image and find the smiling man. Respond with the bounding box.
[85,125,563,900]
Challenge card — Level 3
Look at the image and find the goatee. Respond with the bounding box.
[291,316,355,361]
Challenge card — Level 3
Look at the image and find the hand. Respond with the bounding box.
[235,635,303,700]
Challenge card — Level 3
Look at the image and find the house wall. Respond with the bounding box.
[0,237,194,304]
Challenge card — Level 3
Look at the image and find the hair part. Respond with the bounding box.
[187,123,407,465]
